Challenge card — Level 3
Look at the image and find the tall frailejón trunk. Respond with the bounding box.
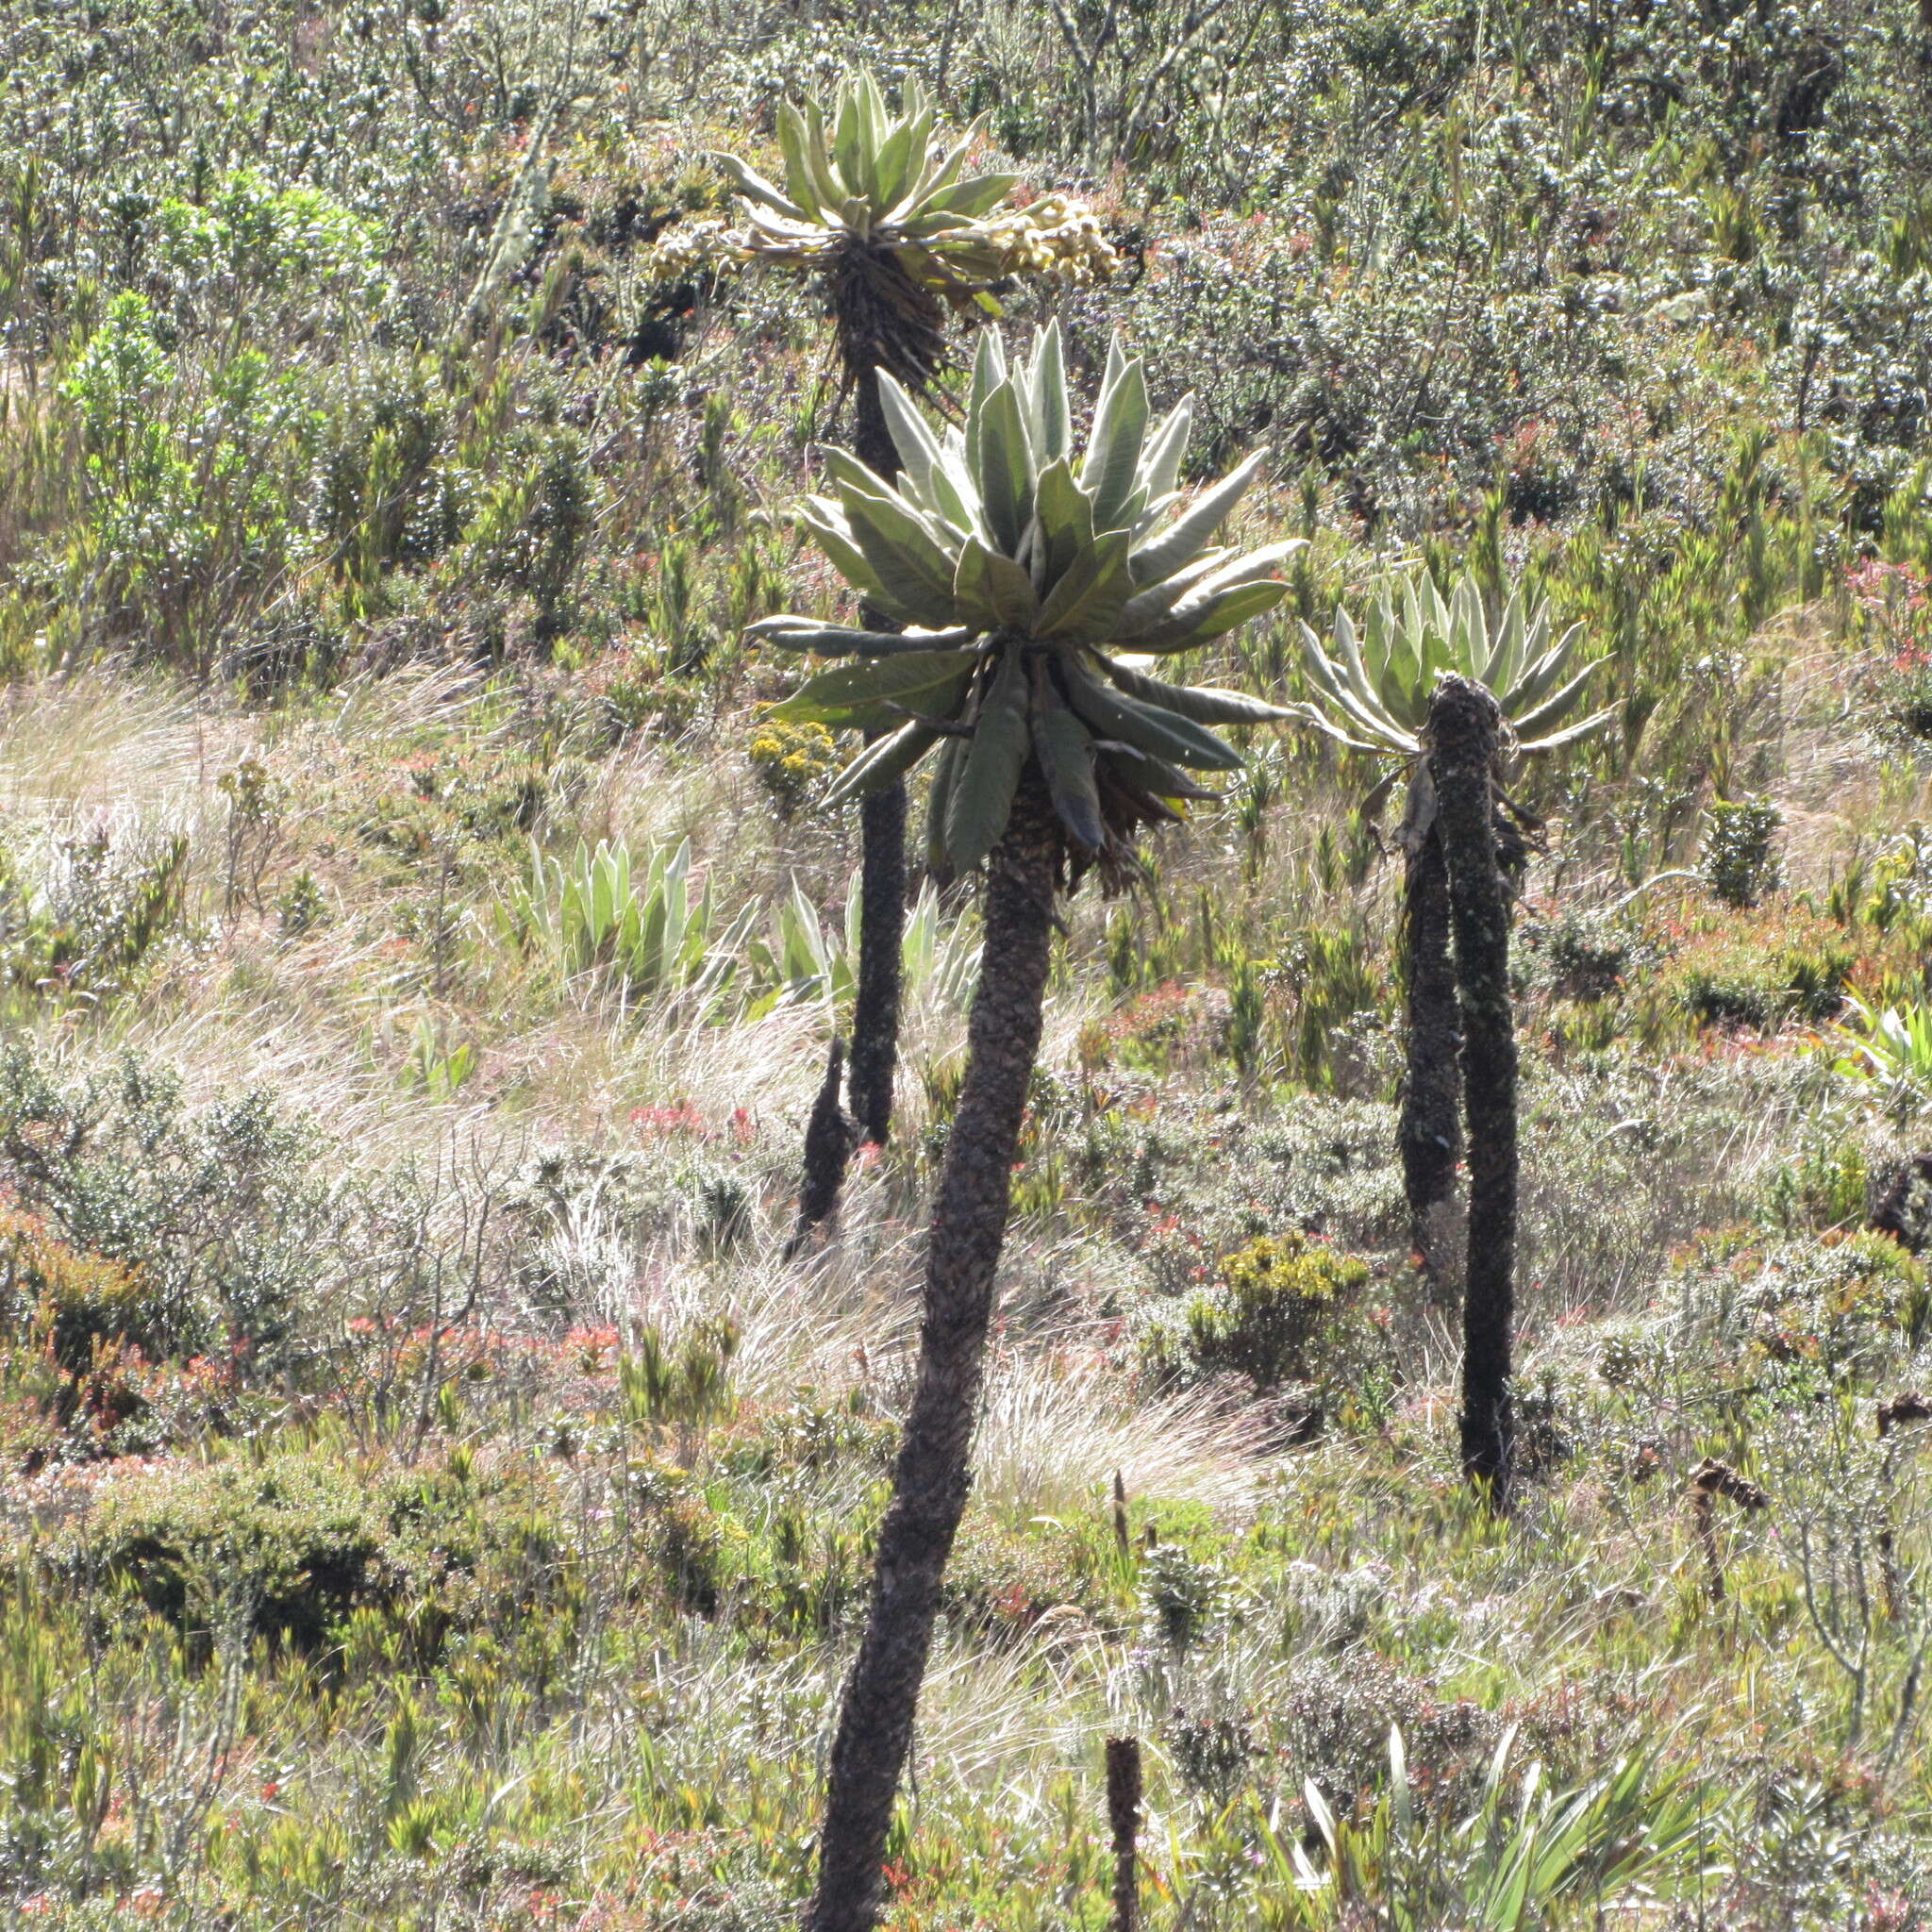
[1398,812,1461,1277]
[844,366,908,1152]
[1428,675,1518,1502]
[806,768,1060,1932]
[791,374,905,1239]
[794,262,928,1241]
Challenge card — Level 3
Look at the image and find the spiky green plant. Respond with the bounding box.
[1262,1724,1716,1928]
[653,73,1112,394]
[1290,570,1610,768]
[660,70,1111,1208]
[495,837,754,1014]
[758,322,1298,876]
[779,324,1291,1932]
[1829,994,1932,1120]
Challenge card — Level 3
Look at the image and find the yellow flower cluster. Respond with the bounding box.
[747,718,838,816]
[984,194,1117,284]
[644,217,741,282]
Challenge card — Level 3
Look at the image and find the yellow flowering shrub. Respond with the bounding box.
[747,717,837,817]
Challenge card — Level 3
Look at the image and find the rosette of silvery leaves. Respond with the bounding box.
[752,323,1301,877]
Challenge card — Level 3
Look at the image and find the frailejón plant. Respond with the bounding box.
[1288,572,1608,1496]
[768,324,1291,1932]
[1288,570,1609,1266]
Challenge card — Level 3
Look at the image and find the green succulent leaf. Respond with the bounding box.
[956,538,1041,630]
[1128,579,1289,653]
[1033,695,1106,852]
[871,120,917,212]
[968,328,1009,420]
[947,649,1031,872]
[1100,657,1294,725]
[840,493,963,627]
[972,378,1035,556]
[1061,657,1241,770]
[936,172,1023,222]
[1024,320,1073,464]
[1117,550,1233,634]
[1100,741,1220,804]
[925,734,965,870]
[1131,449,1269,587]
[1516,706,1618,754]
[1508,658,1607,741]
[796,99,848,221]
[1484,589,1528,695]
[1080,347,1149,531]
[768,647,977,728]
[748,616,974,656]
[1033,458,1096,588]
[876,371,948,499]
[796,502,888,606]
[1036,526,1136,643]
[1139,396,1195,505]
[774,101,823,216]
[709,150,807,220]
[1279,699,1391,756]
[824,719,941,807]
[1507,622,1589,714]
[832,81,870,196]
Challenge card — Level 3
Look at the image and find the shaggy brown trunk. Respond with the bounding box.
[1106,1736,1143,1932]
[806,767,1060,1932]
[844,367,908,1151]
[1429,676,1517,1501]
[1398,815,1461,1276]
[794,252,947,1235]
[787,1036,858,1258]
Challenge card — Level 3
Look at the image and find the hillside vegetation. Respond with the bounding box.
[4,1,1932,1926]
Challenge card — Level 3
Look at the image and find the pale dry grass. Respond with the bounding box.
[0,667,248,932]
[974,1344,1268,1519]
[320,658,491,741]
[0,665,238,821]
[0,664,863,1182]
[1734,614,1932,889]
[911,1632,1100,1791]
[629,1618,1101,1805]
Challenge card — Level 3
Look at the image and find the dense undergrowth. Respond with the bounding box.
[5,0,1932,1925]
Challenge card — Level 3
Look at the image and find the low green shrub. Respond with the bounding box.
[1141,1230,1382,1426]
[941,1507,1110,1641]
[1701,798,1785,909]
[1671,1227,1929,1383]
[1140,1541,1227,1654]
[1520,907,1647,1002]
[43,1443,572,1657]
[0,830,189,1001]
[1281,1652,1502,1815]
[0,1210,154,1380]
[0,1210,161,1466]
[1660,912,1855,1027]
[0,1049,335,1375]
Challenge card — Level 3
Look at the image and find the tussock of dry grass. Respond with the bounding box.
[974,1344,1269,1519]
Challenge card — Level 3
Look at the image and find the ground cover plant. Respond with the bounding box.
[5,3,1932,1929]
